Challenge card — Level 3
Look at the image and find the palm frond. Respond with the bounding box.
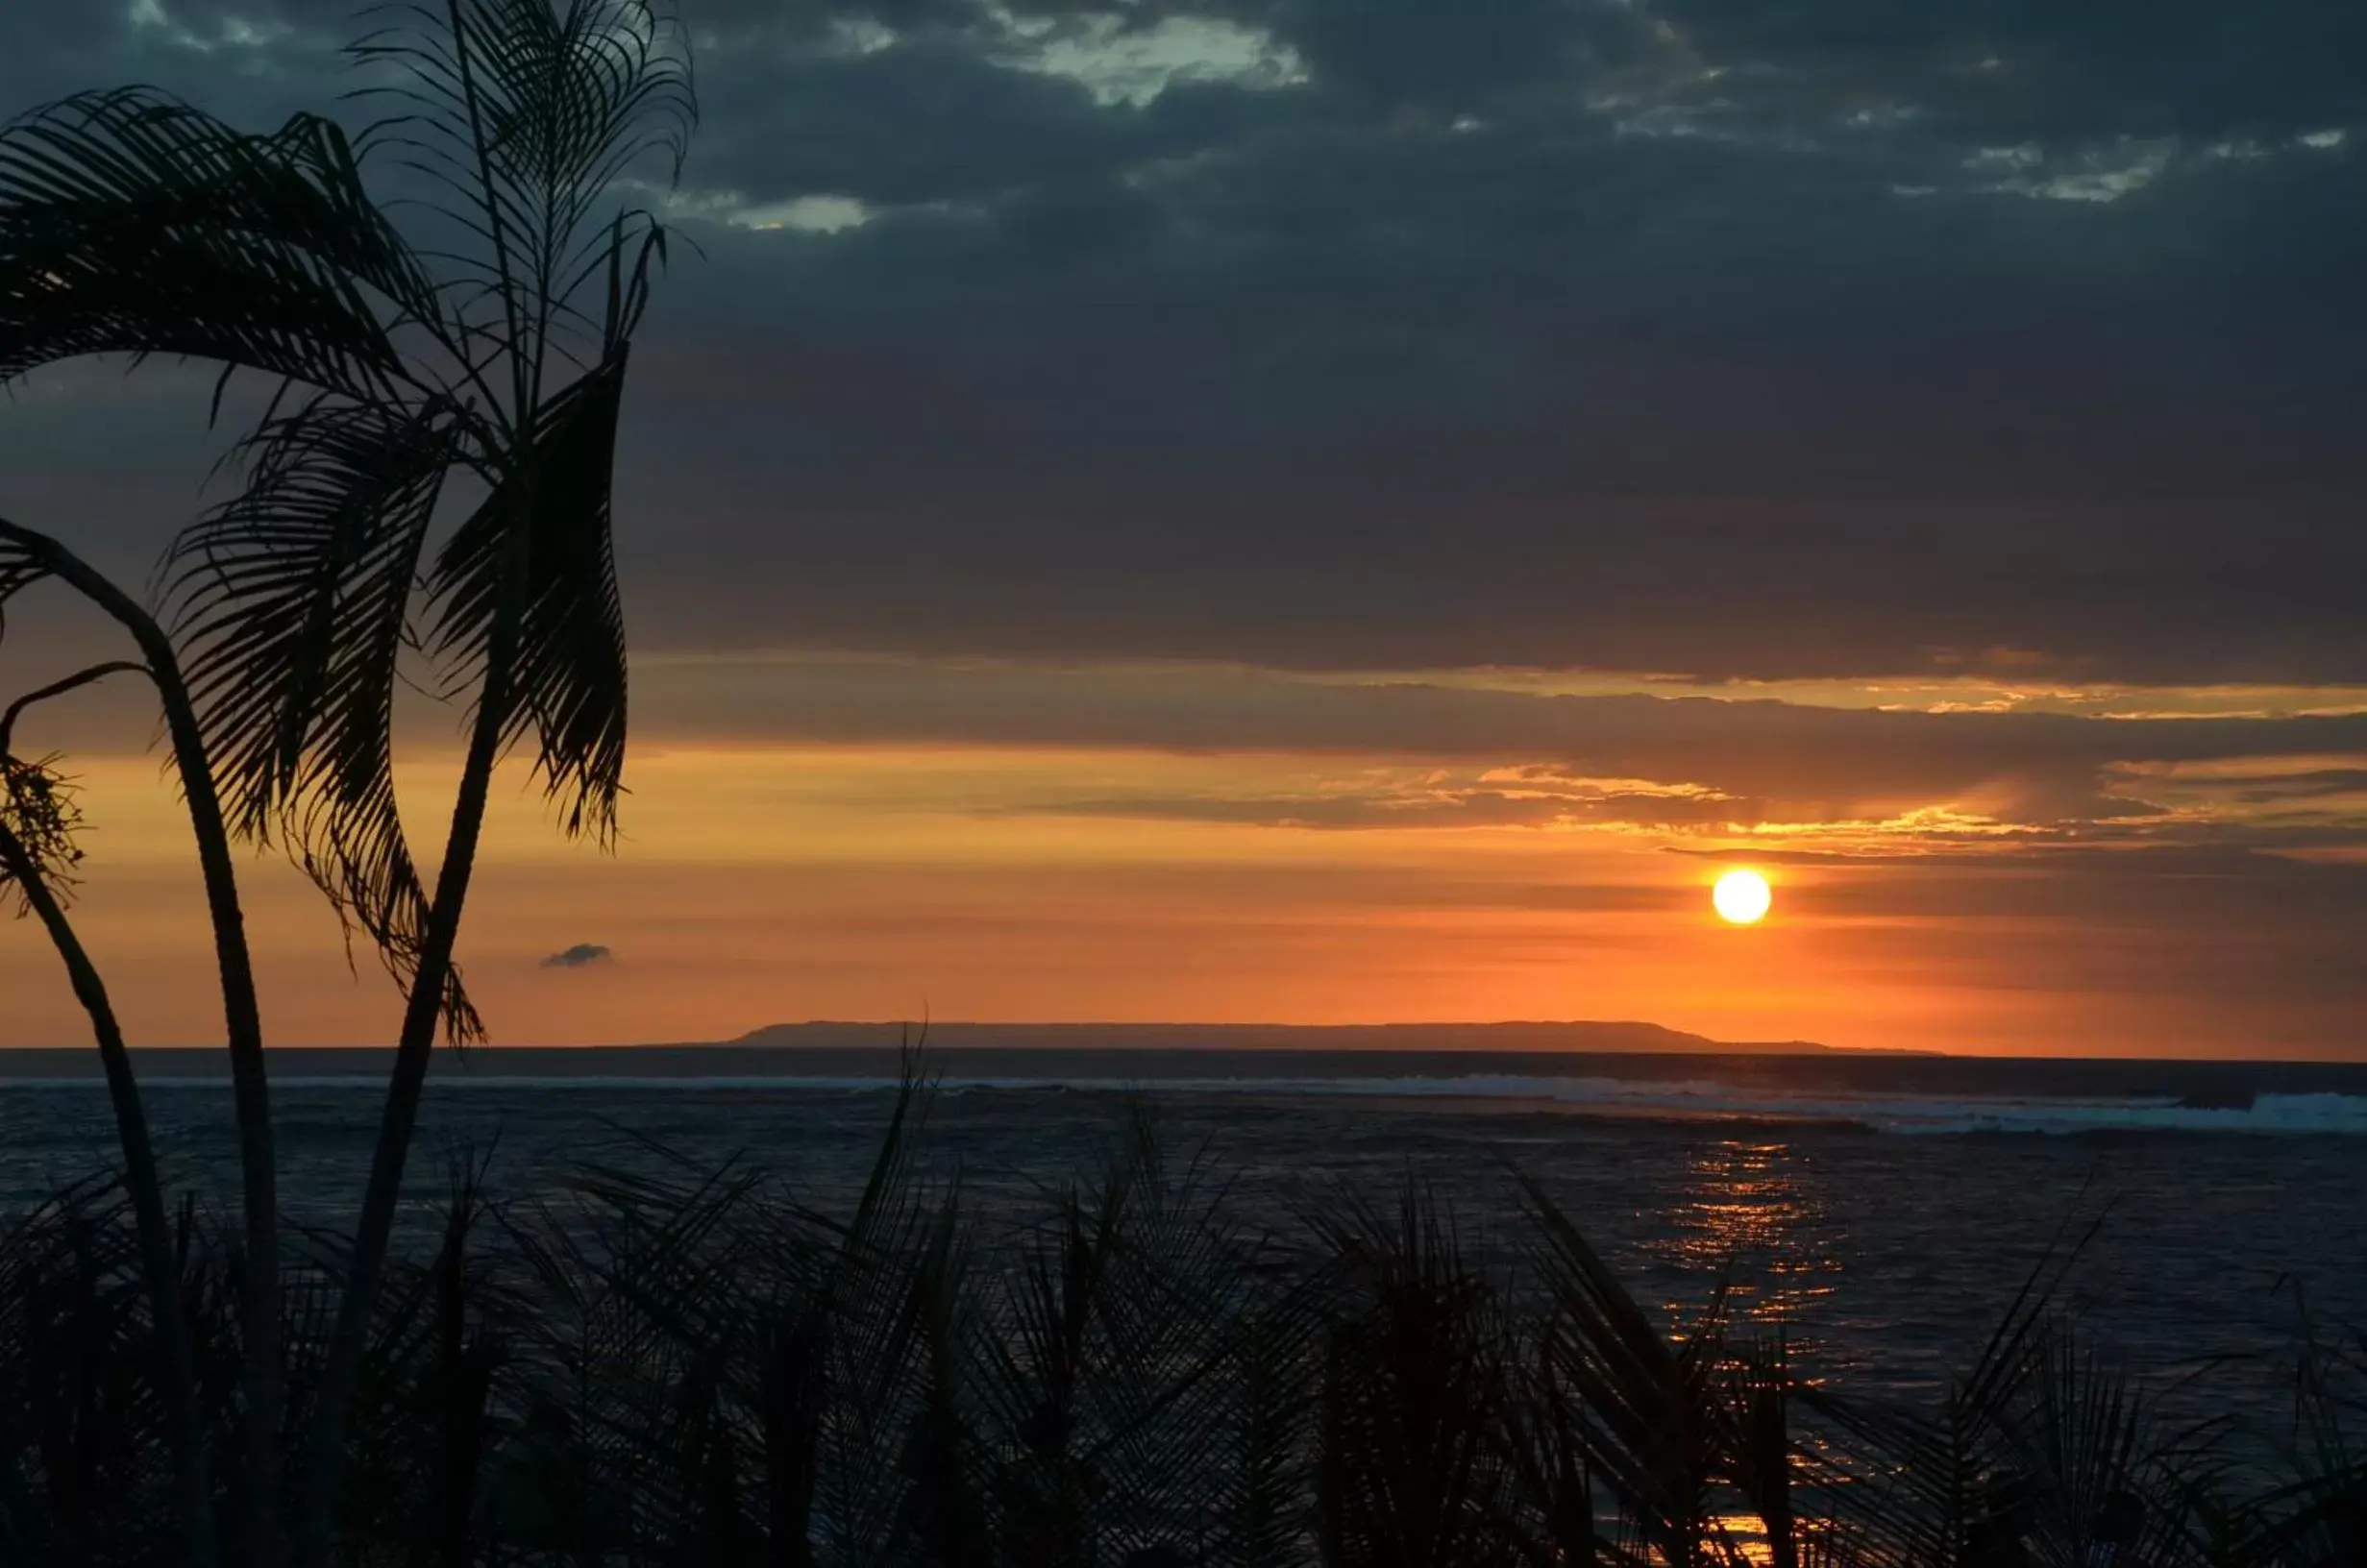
[0,87,425,400]
[349,0,692,375]
[0,1180,184,1564]
[165,394,483,1041]
[0,529,43,606]
[1314,1181,1522,1568]
[1207,1274,1324,1568]
[427,355,629,842]
[1519,1172,1731,1564]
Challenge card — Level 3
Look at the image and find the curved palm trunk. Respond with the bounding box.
[0,817,218,1568]
[298,593,520,1566]
[0,520,284,1566]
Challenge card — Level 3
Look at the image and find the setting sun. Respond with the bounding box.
[1713,869,1773,925]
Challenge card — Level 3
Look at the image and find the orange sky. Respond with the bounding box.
[7,663,2363,1057]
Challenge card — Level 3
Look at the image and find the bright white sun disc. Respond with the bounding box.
[1713,870,1772,925]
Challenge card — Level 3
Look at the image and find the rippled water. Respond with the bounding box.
[2,1052,2362,1437]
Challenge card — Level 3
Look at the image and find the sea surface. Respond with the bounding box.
[3,1045,2364,1441]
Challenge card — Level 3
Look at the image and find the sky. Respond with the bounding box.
[3,0,2366,1056]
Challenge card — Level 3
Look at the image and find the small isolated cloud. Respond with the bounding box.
[540,943,614,970]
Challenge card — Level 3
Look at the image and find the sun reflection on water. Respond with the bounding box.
[1648,1139,1845,1366]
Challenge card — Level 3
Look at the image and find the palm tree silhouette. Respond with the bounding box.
[0,521,284,1568]
[0,4,693,1561]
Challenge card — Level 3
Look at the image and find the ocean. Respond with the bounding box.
[4,1043,2363,1437]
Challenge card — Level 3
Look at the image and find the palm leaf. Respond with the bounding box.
[0,530,42,606]
[0,87,425,401]
[1065,1116,1282,1558]
[350,0,692,366]
[1207,1275,1323,1568]
[1313,1182,1522,1568]
[1518,1172,1732,1565]
[165,395,483,1041]
[427,355,629,841]
[0,1181,183,1564]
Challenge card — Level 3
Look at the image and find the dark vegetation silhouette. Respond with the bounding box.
[0,1077,2361,1568]
[0,2,689,1562]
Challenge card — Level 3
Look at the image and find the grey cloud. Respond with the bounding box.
[1646,0,2367,147]
[0,1,353,126]
[601,31,2367,681]
[990,782,1763,831]
[636,656,2367,829]
[1267,0,1614,105]
[1793,844,2367,919]
[540,943,616,969]
[691,41,1194,207]
[2219,770,2367,803]
[7,2,2367,686]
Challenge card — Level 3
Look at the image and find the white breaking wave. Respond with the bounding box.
[1112,1076,2367,1136]
[12,1073,2365,1135]
[878,1076,2367,1136]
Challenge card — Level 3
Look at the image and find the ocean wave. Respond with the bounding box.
[15,1072,2366,1135]
[1005,1076,2367,1136]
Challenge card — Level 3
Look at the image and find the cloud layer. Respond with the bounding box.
[637,655,2367,840]
[5,0,2365,682]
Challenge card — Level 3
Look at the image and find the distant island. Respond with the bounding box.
[731,1020,1857,1054]
[0,1021,1946,1083]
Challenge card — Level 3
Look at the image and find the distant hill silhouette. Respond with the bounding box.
[0,1024,1914,1082]
[731,1020,1854,1054]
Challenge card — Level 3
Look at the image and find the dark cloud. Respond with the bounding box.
[989,781,1763,831]
[1266,0,1613,105]
[692,41,1186,207]
[636,655,2367,830]
[6,1,2367,683]
[539,943,616,969]
[1647,0,2367,145]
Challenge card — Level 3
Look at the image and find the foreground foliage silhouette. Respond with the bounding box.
[0,1082,2359,1568]
[0,2,692,1560]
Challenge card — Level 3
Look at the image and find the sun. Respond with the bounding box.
[1712,869,1772,925]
